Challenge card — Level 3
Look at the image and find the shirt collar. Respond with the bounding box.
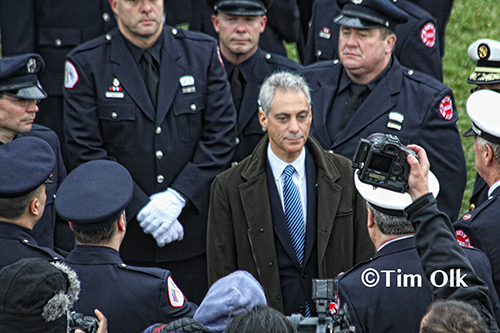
[377,234,414,252]
[267,143,306,181]
[123,30,164,65]
[488,179,500,197]
[223,50,258,82]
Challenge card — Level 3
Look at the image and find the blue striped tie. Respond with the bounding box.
[283,165,305,266]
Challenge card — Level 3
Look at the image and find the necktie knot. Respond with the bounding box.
[284,165,296,178]
[350,83,368,97]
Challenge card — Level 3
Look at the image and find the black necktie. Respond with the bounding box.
[142,51,159,108]
[337,83,369,134]
[230,66,244,113]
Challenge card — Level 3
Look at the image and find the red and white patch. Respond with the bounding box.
[439,95,453,120]
[167,276,185,307]
[330,297,340,315]
[217,46,224,68]
[463,214,471,220]
[64,61,79,89]
[420,23,436,48]
[456,229,471,247]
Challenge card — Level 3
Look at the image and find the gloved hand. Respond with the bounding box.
[137,188,186,236]
[156,219,184,247]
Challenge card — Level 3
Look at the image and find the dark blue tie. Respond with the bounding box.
[283,165,311,317]
[283,165,305,266]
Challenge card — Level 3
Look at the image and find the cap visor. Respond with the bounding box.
[14,85,47,99]
[462,127,477,137]
[333,14,380,29]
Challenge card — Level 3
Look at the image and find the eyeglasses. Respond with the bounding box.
[1,95,41,107]
[470,87,500,94]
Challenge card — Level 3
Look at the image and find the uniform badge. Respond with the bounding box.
[64,61,79,89]
[463,214,471,220]
[439,95,453,120]
[387,112,404,130]
[105,78,124,98]
[455,229,471,247]
[478,43,491,60]
[319,27,331,40]
[180,75,196,94]
[167,276,185,308]
[27,58,37,73]
[420,23,436,48]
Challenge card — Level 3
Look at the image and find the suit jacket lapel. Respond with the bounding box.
[109,30,155,122]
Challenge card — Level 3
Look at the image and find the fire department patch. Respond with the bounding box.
[439,95,453,120]
[167,276,185,308]
[420,23,436,48]
[455,229,471,247]
[64,61,79,89]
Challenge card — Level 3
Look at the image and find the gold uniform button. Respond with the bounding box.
[470,203,475,211]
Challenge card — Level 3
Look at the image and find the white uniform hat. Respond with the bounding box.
[462,89,500,144]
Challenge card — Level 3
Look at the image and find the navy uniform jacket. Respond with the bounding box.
[301,57,466,221]
[408,0,454,57]
[65,245,197,333]
[304,0,443,81]
[0,0,117,144]
[0,221,62,271]
[4,124,73,253]
[63,27,237,264]
[227,48,302,164]
[336,237,434,333]
[454,187,500,297]
[470,174,489,211]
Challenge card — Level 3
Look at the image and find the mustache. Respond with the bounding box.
[342,48,361,56]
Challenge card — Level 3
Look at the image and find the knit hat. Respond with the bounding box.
[0,258,80,333]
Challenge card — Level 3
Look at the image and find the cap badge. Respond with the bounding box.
[27,58,37,73]
[478,43,490,60]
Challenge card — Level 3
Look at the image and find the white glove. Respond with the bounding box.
[137,188,186,236]
[156,219,184,247]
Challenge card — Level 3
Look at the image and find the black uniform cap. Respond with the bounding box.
[0,54,47,99]
[55,160,133,231]
[207,0,272,15]
[0,137,56,198]
[334,0,408,32]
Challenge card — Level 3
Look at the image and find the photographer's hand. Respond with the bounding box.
[406,144,430,201]
[75,309,107,333]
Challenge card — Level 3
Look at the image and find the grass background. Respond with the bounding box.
[287,0,500,216]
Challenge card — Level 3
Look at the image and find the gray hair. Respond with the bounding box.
[476,136,500,165]
[366,202,415,235]
[258,71,311,116]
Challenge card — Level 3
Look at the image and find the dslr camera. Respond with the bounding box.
[288,279,355,333]
[352,133,417,193]
[68,311,99,333]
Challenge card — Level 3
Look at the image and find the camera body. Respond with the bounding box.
[288,279,355,333]
[68,311,99,333]
[352,133,417,193]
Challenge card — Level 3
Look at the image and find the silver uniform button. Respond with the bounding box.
[55,38,62,47]
[231,161,238,167]
[235,137,240,145]
[156,126,162,135]
[121,263,127,267]
[103,12,111,22]
[106,34,112,41]
[333,59,339,64]
[157,175,165,183]
[111,112,118,119]
[23,239,29,243]
[408,69,414,75]
[190,104,196,111]
[156,150,163,159]
[316,49,322,57]
[265,53,272,60]
[172,28,178,35]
